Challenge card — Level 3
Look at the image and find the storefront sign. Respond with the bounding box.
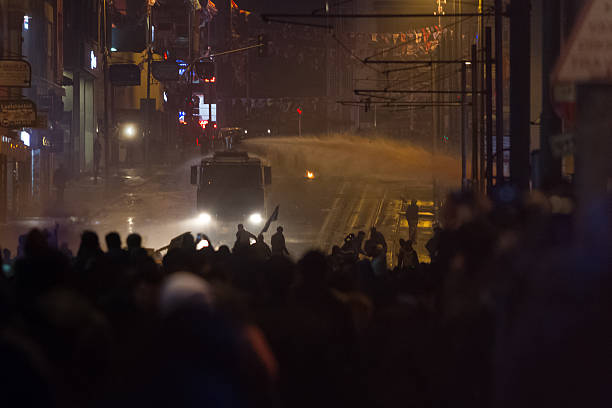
[0,59,32,87]
[0,100,37,128]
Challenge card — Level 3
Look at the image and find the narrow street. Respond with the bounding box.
[1,144,445,264]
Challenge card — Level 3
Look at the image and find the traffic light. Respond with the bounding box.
[195,59,215,82]
[258,34,268,57]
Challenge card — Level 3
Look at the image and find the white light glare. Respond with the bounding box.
[267,129,271,134]
[249,213,263,224]
[20,131,30,147]
[123,124,136,138]
[199,213,212,223]
[196,239,210,250]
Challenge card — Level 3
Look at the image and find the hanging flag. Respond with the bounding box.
[189,0,202,10]
[207,0,218,15]
[260,205,280,234]
[231,0,239,9]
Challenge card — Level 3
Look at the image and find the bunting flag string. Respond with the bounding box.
[361,25,451,55]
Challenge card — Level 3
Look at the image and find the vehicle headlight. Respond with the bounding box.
[198,213,212,223]
[249,213,263,224]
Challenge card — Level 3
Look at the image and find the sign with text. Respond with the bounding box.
[553,0,612,83]
[0,59,32,87]
[0,100,37,129]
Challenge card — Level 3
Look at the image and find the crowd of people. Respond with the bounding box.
[0,189,609,408]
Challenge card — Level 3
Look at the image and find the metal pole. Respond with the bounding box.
[432,62,437,163]
[103,0,111,186]
[298,113,302,136]
[461,62,467,188]
[145,1,152,167]
[510,0,531,191]
[495,0,504,186]
[479,10,486,192]
[486,27,494,194]
[471,44,478,189]
[540,0,562,190]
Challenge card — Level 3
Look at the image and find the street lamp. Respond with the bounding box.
[122,124,137,139]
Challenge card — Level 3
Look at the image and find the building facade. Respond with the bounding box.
[61,0,103,176]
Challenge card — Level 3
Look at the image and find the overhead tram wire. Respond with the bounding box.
[350,12,487,96]
[276,4,491,110]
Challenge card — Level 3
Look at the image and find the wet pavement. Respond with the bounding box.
[1,137,458,262]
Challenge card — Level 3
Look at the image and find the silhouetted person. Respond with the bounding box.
[53,164,68,203]
[271,226,289,257]
[126,233,148,261]
[405,199,419,241]
[234,224,256,253]
[105,232,127,263]
[253,234,272,261]
[398,239,419,270]
[352,230,366,255]
[75,230,103,273]
[93,137,102,184]
[126,233,142,252]
[426,225,443,263]
[365,227,387,256]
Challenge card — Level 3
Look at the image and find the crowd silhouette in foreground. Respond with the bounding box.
[0,189,610,408]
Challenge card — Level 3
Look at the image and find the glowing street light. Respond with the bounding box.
[123,124,137,138]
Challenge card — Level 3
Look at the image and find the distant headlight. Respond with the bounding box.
[199,213,212,223]
[249,213,263,224]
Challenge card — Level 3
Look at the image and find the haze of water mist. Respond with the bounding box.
[244,133,461,188]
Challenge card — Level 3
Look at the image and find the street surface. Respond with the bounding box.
[1,135,460,265]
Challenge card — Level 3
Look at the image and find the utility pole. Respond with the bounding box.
[485,27,494,194]
[102,0,111,187]
[540,0,562,190]
[461,61,467,188]
[145,0,153,167]
[510,0,531,191]
[479,0,486,192]
[471,44,479,189]
[495,0,504,186]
